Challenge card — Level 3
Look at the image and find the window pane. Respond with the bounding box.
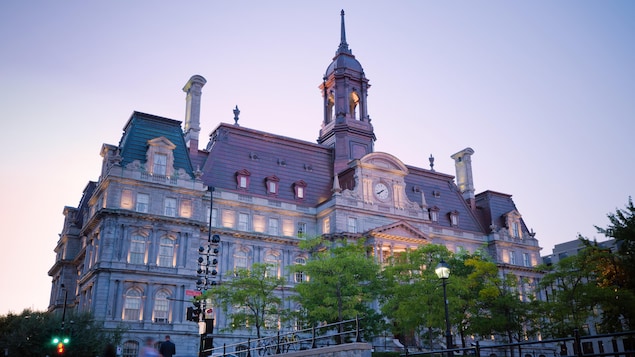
[154,291,169,323]
[122,341,139,357]
[164,198,177,217]
[123,290,141,320]
[268,218,279,235]
[297,222,306,238]
[153,153,167,175]
[136,194,149,213]
[129,235,145,264]
[158,237,175,267]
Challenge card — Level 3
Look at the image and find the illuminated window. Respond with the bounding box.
[164,198,177,217]
[136,193,149,213]
[129,234,146,264]
[323,217,330,234]
[153,291,170,323]
[121,189,133,209]
[157,237,175,267]
[123,289,142,320]
[180,200,192,218]
[146,136,176,177]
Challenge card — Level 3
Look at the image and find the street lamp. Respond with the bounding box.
[435,260,452,357]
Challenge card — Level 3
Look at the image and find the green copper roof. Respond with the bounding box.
[118,111,194,178]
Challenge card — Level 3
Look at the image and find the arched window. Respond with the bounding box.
[153,290,170,323]
[123,289,142,321]
[234,250,248,271]
[122,340,139,357]
[349,90,360,119]
[157,237,176,267]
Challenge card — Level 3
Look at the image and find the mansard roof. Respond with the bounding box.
[475,190,529,233]
[118,111,194,177]
[200,123,334,206]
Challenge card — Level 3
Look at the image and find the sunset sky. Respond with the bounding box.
[1,1,633,315]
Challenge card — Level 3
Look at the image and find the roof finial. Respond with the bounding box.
[338,9,350,54]
[233,105,240,126]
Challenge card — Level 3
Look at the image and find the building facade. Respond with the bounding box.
[48,11,543,357]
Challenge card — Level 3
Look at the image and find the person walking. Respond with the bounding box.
[160,335,176,357]
[140,337,161,357]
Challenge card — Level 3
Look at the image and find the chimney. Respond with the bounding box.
[183,75,207,154]
[451,147,476,209]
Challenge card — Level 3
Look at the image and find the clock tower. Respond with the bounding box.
[318,10,376,175]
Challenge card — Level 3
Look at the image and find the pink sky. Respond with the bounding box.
[1,1,633,315]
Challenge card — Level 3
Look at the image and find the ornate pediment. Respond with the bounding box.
[366,220,429,243]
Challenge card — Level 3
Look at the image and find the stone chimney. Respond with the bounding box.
[451,147,476,209]
[183,75,207,154]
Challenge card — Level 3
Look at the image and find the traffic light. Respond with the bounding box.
[187,301,202,321]
[51,336,70,355]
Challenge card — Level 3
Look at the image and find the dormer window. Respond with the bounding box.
[430,206,440,222]
[449,210,459,227]
[146,137,176,176]
[293,180,307,200]
[505,210,523,239]
[235,169,251,190]
[265,176,280,195]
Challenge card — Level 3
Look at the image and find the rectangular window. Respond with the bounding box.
[512,222,521,238]
[121,189,133,209]
[430,210,439,222]
[153,153,167,175]
[509,251,516,265]
[238,213,249,231]
[297,222,307,238]
[323,217,330,234]
[268,218,279,235]
[297,186,304,199]
[208,208,217,226]
[164,198,177,217]
[239,176,248,188]
[523,253,530,267]
[136,193,149,213]
[268,181,277,194]
[347,217,358,233]
[180,200,192,218]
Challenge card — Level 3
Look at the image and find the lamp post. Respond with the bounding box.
[435,260,452,357]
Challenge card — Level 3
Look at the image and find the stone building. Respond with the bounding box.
[48,11,543,357]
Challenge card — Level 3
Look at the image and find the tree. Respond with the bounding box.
[379,244,452,349]
[291,238,383,341]
[0,309,124,357]
[594,196,635,330]
[204,262,286,339]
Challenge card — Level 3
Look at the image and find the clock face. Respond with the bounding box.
[374,182,389,200]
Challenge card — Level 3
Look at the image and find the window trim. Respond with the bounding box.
[236,169,251,190]
[265,175,280,195]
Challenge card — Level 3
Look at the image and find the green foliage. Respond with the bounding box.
[595,196,635,330]
[203,262,286,339]
[291,238,383,338]
[0,309,123,357]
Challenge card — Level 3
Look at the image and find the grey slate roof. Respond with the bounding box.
[200,123,334,206]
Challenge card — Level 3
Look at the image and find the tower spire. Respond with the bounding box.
[338,10,351,55]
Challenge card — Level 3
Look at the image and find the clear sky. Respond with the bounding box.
[1,1,633,315]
